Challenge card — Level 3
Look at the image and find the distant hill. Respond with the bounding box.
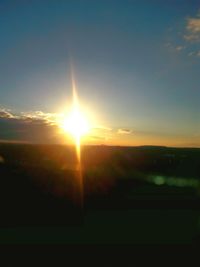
[136,145,167,149]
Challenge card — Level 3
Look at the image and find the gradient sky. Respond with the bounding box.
[0,0,199,147]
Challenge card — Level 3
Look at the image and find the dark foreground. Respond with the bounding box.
[0,144,199,244]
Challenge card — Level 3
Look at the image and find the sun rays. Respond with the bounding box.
[59,69,92,207]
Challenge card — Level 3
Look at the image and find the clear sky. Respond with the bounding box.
[0,0,199,147]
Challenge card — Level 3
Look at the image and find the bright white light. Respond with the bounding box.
[61,107,90,139]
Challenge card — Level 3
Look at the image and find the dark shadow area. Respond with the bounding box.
[0,144,199,244]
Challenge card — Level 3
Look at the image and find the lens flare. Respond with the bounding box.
[60,70,89,207]
[60,69,90,153]
[61,105,89,162]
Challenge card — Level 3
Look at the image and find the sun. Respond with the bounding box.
[59,68,93,168]
[60,71,90,146]
[58,68,94,207]
[59,76,91,157]
[60,101,90,164]
[61,106,90,141]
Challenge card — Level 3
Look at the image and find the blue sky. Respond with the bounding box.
[0,0,199,146]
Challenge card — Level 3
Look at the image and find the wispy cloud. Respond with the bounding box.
[166,9,200,58]
[182,9,200,58]
[175,45,185,51]
[117,128,132,134]
[165,42,186,53]
[184,12,200,42]
[188,51,195,56]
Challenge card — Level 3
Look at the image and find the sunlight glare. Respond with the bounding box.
[61,107,90,141]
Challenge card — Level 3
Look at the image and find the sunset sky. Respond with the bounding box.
[0,0,199,147]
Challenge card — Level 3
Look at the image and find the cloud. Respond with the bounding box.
[188,51,195,56]
[0,108,63,143]
[175,45,185,51]
[165,42,186,54]
[20,111,62,125]
[166,9,200,59]
[0,109,14,119]
[184,11,200,42]
[168,9,200,59]
[187,49,200,57]
[117,128,132,134]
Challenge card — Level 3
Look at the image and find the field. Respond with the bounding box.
[0,144,199,244]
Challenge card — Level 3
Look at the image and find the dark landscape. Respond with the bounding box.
[0,143,199,244]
